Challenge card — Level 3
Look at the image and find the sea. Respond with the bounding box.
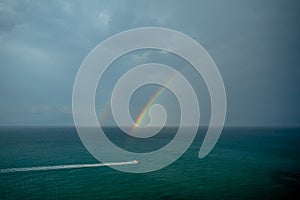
[0,126,299,199]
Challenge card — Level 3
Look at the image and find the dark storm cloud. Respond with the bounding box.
[0,0,299,126]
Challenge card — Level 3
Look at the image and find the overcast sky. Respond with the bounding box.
[0,0,299,127]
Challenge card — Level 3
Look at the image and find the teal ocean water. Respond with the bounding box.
[0,127,299,199]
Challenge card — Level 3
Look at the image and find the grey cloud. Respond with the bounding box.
[0,0,299,126]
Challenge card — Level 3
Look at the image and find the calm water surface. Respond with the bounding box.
[0,127,299,199]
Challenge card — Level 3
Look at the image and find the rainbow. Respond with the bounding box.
[130,33,244,130]
[131,86,165,131]
[131,71,182,131]
[98,34,241,130]
[98,67,185,131]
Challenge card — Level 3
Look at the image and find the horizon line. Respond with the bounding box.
[0,124,300,129]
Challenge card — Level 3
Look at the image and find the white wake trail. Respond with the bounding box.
[0,160,139,173]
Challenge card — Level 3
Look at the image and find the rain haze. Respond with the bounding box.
[1,0,300,127]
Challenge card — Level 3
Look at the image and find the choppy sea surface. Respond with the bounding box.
[0,127,299,199]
